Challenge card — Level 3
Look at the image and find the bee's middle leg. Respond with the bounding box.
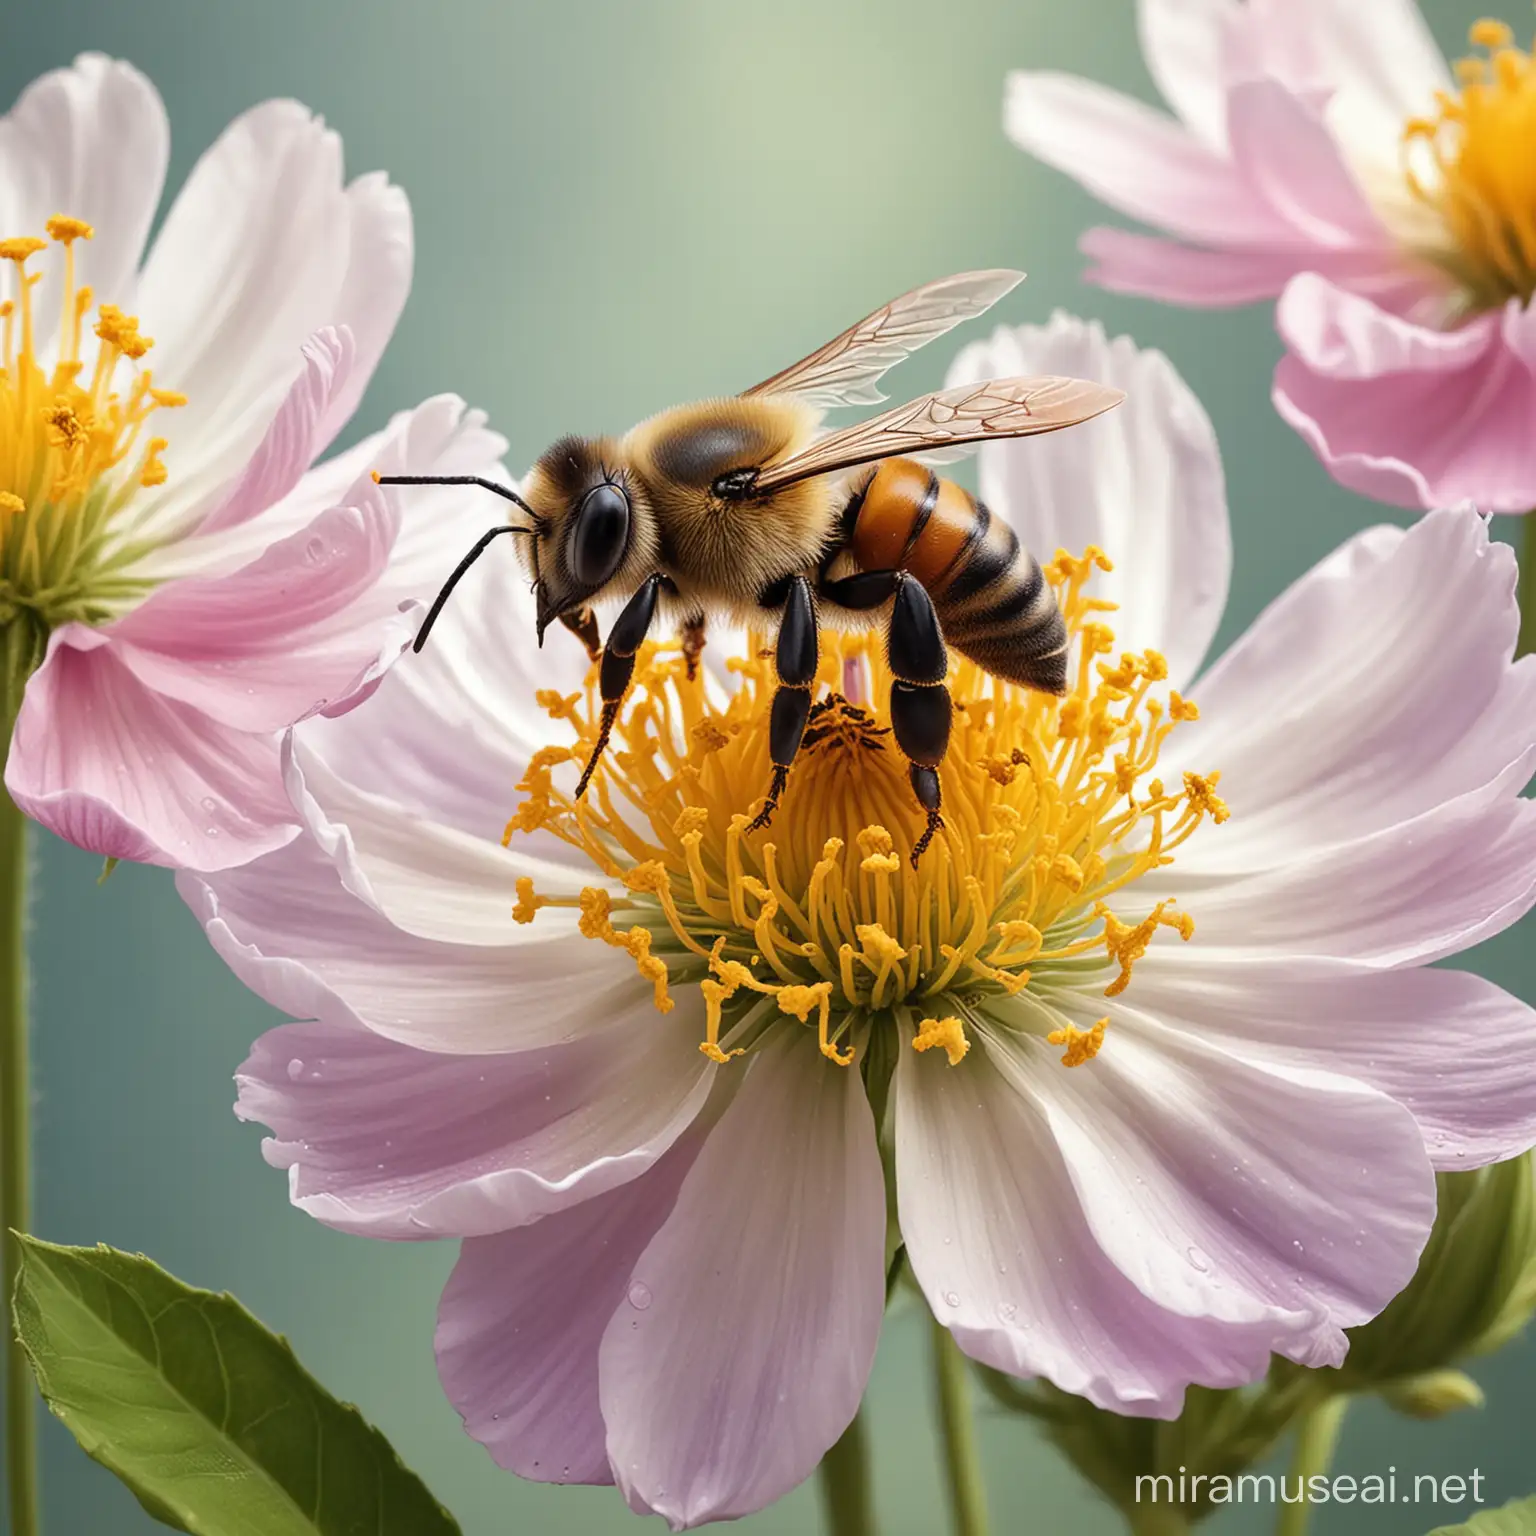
[747,573,818,833]
[559,604,603,663]
[575,574,664,800]
[681,613,707,680]
[885,574,952,864]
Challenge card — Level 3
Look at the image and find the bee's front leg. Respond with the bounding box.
[559,604,603,663]
[747,573,819,833]
[575,574,665,800]
[681,613,707,680]
[885,573,951,864]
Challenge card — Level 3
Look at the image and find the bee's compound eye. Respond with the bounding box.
[569,483,631,588]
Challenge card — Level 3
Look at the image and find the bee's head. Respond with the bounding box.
[522,436,652,645]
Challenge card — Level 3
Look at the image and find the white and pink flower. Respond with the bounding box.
[180,316,1536,1528]
[1007,0,1536,512]
[0,54,504,870]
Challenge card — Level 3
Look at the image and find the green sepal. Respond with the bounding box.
[1428,1494,1536,1535]
[12,1236,462,1535]
[97,856,120,886]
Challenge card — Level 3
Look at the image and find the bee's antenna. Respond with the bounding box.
[412,524,533,653]
[371,472,548,530]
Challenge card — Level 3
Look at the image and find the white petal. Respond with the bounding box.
[1139,0,1235,148]
[948,314,1231,690]
[600,1029,886,1528]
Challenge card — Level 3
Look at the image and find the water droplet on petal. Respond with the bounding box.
[1185,1245,1211,1273]
[943,1290,960,1308]
[627,1281,653,1311]
[200,796,217,812]
[996,1301,1017,1323]
[205,826,221,838]
[305,536,326,563]
[286,1058,304,1081]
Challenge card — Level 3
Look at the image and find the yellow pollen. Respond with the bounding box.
[913,1016,971,1066]
[0,218,186,625]
[503,548,1226,1069]
[1403,9,1536,308]
[1047,1018,1107,1067]
[0,492,23,516]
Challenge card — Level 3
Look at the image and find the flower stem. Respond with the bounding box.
[930,1316,990,1536]
[1275,1396,1347,1536]
[1519,511,1536,660]
[818,1407,876,1536]
[1,621,37,1536]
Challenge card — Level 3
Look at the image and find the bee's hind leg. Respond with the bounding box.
[885,574,952,865]
[747,574,818,833]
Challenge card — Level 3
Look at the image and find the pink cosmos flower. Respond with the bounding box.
[0,55,505,870]
[1007,1,1536,511]
[179,315,1536,1530]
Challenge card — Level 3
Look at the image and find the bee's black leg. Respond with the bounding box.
[886,574,951,864]
[682,613,707,680]
[747,573,818,833]
[575,574,664,800]
[816,567,900,609]
[559,604,603,662]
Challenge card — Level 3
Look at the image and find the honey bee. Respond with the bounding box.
[379,271,1124,861]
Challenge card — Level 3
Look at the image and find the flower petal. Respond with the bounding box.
[1162,509,1536,869]
[897,1020,1311,1415]
[1028,995,1434,1342]
[436,1120,716,1487]
[6,625,295,870]
[179,834,621,1055]
[600,1028,886,1528]
[1139,0,1234,148]
[0,54,168,341]
[948,313,1230,690]
[235,999,715,1239]
[1274,280,1536,512]
[1080,227,1306,306]
[1005,71,1293,247]
[1127,961,1536,1172]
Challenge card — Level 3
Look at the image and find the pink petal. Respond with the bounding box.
[949,313,1230,690]
[436,1121,716,1487]
[1005,71,1293,247]
[1128,961,1536,1172]
[1031,998,1434,1342]
[897,1021,1311,1416]
[1162,509,1536,869]
[105,498,398,733]
[1081,227,1306,306]
[6,626,296,870]
[1138,0,1234,148]
[1274,279,1536,512]
[599,1030,886,1528]
[197,328,357,536]
[313,172,413,451]
[0,54,168,334]
[179,835,629,1055]
[1224,79,1384,247]
[235,1005,714,1239]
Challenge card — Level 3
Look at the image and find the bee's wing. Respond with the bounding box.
[750,376,1126,493]
[743,271,1026,408]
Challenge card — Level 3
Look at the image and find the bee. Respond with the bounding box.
[379,271,1124,862]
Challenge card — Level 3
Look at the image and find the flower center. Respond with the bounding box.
[0,217,186,631]
[508,550,1227,1070]
[1404,14,1536,312]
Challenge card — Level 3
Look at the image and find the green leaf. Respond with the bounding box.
[13,1237,462,1536]
[1430,1494,1536,1535]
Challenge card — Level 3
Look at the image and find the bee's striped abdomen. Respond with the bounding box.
[847,458,1068,695]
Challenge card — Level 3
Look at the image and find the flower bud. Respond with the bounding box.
[1379,1369,1485,1420]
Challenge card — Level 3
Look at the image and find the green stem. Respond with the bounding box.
[818,1407,876,1536]
[2,620,37,1536]
[1274,1396,1348,1536]
[1519,511,1536,660]
[930,1317,990,1536]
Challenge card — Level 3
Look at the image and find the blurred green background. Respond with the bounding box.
[4,0,1532,1532]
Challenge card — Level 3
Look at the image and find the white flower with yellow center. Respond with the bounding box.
[181,315,1536,1529]
[1009,0,1536,511]
[0,55,504,869]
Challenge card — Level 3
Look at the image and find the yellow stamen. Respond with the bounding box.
[1048,1018,1108,1067]
[1403,10,1536,309]
[913,1015,971,1066]
[504,548,1224,1070]
[0,218,186,626]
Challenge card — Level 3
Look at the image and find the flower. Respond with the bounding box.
[0,54,505,869]
[1007,2,1536,511]
[179,315,1536,1529]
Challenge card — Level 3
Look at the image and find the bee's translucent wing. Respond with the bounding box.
[750,376,1126,492]
[743,271,1026,408]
